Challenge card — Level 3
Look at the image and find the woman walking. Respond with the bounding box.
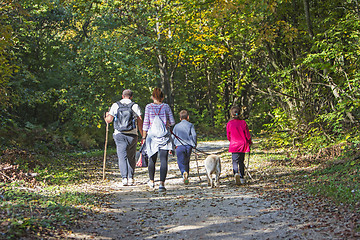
[142,88,175,192]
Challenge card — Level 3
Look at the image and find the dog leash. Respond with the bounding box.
[169,128,204,181]
[169,128,211,156]
[170,128,254,182]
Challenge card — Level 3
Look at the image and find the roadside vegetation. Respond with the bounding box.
[0,149,111,239]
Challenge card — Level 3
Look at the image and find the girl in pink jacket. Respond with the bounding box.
[226,106,252,185]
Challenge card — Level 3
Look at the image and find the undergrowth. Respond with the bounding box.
[0,149,110,239]
[304,143,360,210]
[1,182,100,239]
[250,138,360,222]
[248,139,360,235]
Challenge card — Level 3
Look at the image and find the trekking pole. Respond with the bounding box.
[102,122,109,181]
[194,151,201,182]
[245,149,254,180]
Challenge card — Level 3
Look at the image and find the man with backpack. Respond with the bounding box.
[105,89,143,186]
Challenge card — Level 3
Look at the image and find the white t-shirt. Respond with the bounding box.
[109,99,141,135]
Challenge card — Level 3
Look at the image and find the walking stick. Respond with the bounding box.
[245,149,254,180]
[194,151,201,181]
[102,122,109,181]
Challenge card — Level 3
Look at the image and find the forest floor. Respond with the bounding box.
[66,140,359,240]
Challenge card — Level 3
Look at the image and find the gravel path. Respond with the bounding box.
[68,141,339,240]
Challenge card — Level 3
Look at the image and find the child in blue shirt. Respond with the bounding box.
[172,110,197,185]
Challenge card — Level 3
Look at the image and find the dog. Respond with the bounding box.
[204,154,221,188]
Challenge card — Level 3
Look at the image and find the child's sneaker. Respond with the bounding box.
[183,172,189,185]
[234,173,241,185]
[240,178,246,184]
[159,185,166,192]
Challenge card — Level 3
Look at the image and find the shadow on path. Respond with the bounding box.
[68,141,337,240]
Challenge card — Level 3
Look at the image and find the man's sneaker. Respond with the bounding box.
[240,178,246,184]
[159,185,166,192]
[128,178,134,186]
[147,180,155,189]
[183,172,189,185]
[235,173,241,185]
[122,178,128,186]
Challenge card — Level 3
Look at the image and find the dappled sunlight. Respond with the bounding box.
[59,139,357,239]
[70,172,322,239]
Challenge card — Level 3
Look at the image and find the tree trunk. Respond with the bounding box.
[303,0,314,38]
[206,68,215,127]
[156,51,174,109]
[155,11,174,109]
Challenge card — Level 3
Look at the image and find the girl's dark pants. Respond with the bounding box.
[148,149,169,182]
[232,152,245,178]
[175,145,192,176]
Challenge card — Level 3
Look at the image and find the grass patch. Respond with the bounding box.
[0,182,103,239]
[31,149,114,185]
[304,146,360,209]
[0,149,112,239]
[67,148,117,158]
[248,140,360,211]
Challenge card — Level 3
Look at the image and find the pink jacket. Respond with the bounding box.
[226,119,252,153]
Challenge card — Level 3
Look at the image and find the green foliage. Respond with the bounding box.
[0,1,18,127]
[304,143,360,209]
[1,0,359,153]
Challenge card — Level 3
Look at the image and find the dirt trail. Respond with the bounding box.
[68,141,338,240]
